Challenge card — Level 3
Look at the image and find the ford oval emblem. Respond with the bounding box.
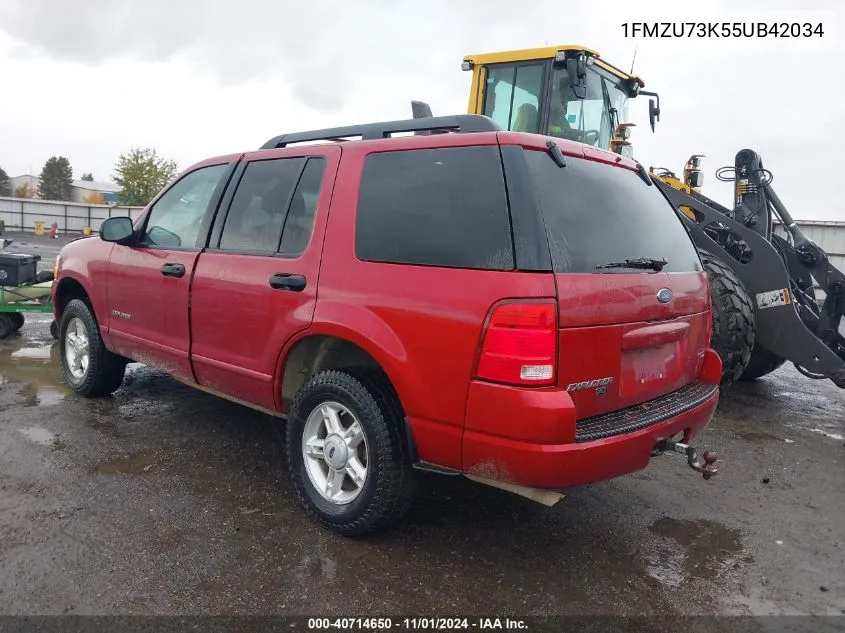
[657,288,673,304]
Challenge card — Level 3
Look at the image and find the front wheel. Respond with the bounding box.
[286,370,417,536]
[59,299,127,397]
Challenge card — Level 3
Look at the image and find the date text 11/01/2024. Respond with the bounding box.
[308,618,527,630]
[621,22,825,38]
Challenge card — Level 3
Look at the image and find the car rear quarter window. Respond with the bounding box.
[355,146,514,270]
[524,149,703,274]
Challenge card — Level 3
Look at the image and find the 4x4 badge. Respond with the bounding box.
[657,288,673,304]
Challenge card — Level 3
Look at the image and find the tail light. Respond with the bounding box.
[476,301,557,387]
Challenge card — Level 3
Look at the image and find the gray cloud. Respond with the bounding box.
[0,0,400,110]
[0,0,568,111]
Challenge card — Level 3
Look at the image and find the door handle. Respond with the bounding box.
[269,273,306,292]
[161,263,186,278]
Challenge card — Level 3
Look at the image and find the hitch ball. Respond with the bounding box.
[701,450,718,480]
[660,440,719,479]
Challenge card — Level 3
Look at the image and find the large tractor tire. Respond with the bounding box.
[699,250,756,386]
[738,345,787,381]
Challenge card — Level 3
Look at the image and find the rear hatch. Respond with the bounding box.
[524,145,711,419]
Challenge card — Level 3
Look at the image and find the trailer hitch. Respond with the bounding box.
[652,438,718,480]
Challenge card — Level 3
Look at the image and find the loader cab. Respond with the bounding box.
[462,46,658,158]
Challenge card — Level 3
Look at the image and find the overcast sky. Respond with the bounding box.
[0,0,841,220]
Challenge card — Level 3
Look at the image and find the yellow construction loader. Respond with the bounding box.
[412,45,845,389]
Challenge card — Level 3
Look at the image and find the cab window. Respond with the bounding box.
[482,63,544,133]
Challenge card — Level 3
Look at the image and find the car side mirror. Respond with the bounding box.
[100,217,135,244]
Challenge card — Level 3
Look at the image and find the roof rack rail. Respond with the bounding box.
[259,114,501,149]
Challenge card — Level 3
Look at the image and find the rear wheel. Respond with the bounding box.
[59,299,127,397]
[699,250,756,386]
[285,369,417,537]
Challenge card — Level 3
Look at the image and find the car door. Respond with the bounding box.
[189,146,339,410]
[106,159,235,382]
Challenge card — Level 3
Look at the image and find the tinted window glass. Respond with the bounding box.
[142,164,228,249]
[525,150,702,273]
[219,157,305,253]
[483,63,544,133]
[356,146,514,270]
[280,157,325,256]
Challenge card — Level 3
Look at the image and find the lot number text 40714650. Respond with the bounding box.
[307,617,528,630]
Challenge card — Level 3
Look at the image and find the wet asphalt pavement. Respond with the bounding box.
[0,234,844,626]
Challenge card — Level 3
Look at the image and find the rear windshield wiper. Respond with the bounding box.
[595,257,668,271]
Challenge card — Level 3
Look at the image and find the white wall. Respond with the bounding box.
[0,196,145,234]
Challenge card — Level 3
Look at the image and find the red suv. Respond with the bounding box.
[52,115,722,536]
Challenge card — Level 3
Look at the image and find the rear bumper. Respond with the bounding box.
[462,352,721,489]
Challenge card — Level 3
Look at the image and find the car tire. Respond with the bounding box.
[49,319,58,339]
[59,298,127,397]
[699,249,756,386]
[8,312,25,332]
[0,315,13,339]
[286,369,417,537]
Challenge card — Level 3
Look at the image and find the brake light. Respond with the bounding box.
[476,302,557,387]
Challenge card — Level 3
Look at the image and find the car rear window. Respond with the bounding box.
[355,146,514,270]
[524,149,703,274]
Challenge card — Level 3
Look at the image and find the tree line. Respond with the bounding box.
[0,148,179,207]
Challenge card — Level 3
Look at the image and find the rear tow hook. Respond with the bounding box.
[652,439,718,480]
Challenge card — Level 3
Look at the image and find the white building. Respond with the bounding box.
[5,174,121,204]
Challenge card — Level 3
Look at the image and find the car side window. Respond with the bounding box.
[279,157,326,256]
[141,164,228,249]
[355,146,514,270]
[218,157,306,254]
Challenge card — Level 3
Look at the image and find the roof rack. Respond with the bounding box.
[259,114,501,150]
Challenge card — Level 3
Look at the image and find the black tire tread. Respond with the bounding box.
[60,298,127,397]
[0,315,13,339]
[286,368,416,537]
[738,345,787,381]
[8,312,25,331]
[699,250,756,386]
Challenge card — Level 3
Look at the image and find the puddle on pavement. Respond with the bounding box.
[1,342,67,401]
[810,428,844,441]
[733,430,781,443]
[93,451,156,475]
[35,386,66,406]
[10,345,52,361]
[641,517,746,588]
[295,554,339,582]
[18,425,65,450]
